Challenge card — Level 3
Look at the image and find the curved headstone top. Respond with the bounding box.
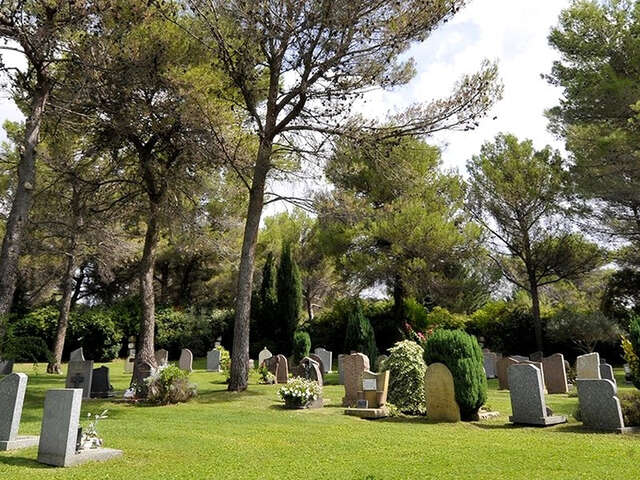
[69,348,85,362]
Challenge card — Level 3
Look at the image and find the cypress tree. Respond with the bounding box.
[276,243,302,354]
[344,299,378,362]
[257,252,278,347]
[423,328,487,421]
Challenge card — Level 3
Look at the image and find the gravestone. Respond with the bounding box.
[313,347,332,374]
[207,348,222,372]
[341,353,370,407]
[154,349,169,367]
[338,354,346,385]
[179,349,193,373]
[519,360,546,389]
[345,369,389,419]
[529,351,544,362]
[300,357,323,387]
[275,354,288,384]
[90,366,114,398]
[124,337,136,373]
[576,352,601,379]
[483,351,497,379]
[258,347,272,367]
[424,363,460,422]
[511,355,529,362]
[309,354,325,378]
[508,363,566,426]
[576,379,625,431]
[249,359,255,370]
[599,363,616,385]
[542,353,568,394]
[65,360,94,399]
[496,357,518,390]
[0,373,39,451]
[37,388,122,467]
[0,359,13,375]
[69,348,85,362]
[624,363,632,383]
[358,370,389,408]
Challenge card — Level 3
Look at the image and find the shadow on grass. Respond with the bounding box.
[194,388,263,404]
[0,455,48,469]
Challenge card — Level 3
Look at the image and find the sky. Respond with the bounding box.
[357,0,572,173]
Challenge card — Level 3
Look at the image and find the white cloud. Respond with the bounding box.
[358,0,571,172]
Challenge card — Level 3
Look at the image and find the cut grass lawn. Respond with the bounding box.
[1,360,639,479]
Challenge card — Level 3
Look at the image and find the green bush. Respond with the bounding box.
[344,299,378,362]
[423,329,487,421]
[628,316,640,387]
[10,305,59,347]
[1,335,52,363]
[425,306,468,330]
[619,390,640,427]
[292,330,311,363]
[155,307,226,358]
[145,364,197,405]
[383,340,426,415]
[69,307,123,362]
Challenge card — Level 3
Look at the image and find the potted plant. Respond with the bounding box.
[277,377,322,409]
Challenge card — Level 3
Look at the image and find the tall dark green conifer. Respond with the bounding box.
[257,252,278,348]
[277,243,302,354]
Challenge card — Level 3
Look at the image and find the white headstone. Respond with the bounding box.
[576,352,601,379]
[258,347,272,367]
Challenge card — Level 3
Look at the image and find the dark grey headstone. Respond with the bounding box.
[576,379,624,431]
[508,363,566,426]
[69,348,85,362]
[65,361,94,399]
[529,351,544,362]
[300,357,323,387]
[599,363,616,386]
[90,366,114,398]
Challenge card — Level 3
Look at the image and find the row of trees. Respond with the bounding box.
[0,0,638,391]
[0,0,502,391]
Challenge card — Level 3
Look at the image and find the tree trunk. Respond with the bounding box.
[305,291,314,323]
[0,85,49,336]
[530,281,543,353]
[392,274,406,327]
[132,201,160,387]
[48,252,77,374]
[228,140,272,392]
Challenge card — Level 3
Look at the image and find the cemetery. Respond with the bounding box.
[1,0,640,478]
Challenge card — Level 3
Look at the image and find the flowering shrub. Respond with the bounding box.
[258,365,276,384]
[621,335,640,389]
[145,364,197,405]
[80,410,109,450]
[384,340,427,415]
[277,377,321,408]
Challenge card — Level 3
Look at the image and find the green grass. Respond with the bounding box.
[1,361,639,479]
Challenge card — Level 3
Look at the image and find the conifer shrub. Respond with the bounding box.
[292,330,311,363]
[383,340,426,414]
[344,299,378,362]
[423,328,487,421]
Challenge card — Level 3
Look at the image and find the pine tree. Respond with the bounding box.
[276,243,302,354]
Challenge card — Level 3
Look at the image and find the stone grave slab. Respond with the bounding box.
[0,373,38,451]
[542,353,568,394]
[258,347,272,367]
[483,351,497,379]
[90,366,114,398]
[178,349,193,373]
[576,352,600,379]
[424,363,460,422]
[342,353,370,407]
[313,347,332,374]
[496,357,518,390]
[37,388,122,467]
[65,361,94,399]
[154,349,169,367]
[207,348,222,372]
[576,379,627,432]
[508,363,566,426]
